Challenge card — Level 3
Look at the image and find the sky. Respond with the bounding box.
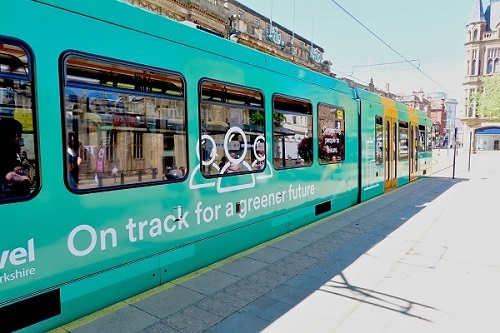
[236,0,476,115]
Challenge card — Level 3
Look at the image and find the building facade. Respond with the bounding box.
[464,0,500,151]
[125,0,228,36]
[123,0,330,75]
[224,0,330,75]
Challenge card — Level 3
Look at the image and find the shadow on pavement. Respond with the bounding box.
[202,176,464,333]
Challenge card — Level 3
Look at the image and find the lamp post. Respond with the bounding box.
[452,127,458,179]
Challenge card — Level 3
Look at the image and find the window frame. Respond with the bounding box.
[418,124,426,153]
[398,121,409,160]
[375,116,383,165]
[60,51,188,193]
[198,79,266,178]
[272,94,313,169]
[0,37,39,203]
[317,102,346,165]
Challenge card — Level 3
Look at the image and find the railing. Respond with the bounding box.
[464,76,481,83]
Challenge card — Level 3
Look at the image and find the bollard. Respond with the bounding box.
[120,172,125,185]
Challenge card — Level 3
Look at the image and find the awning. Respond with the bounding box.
[476,127,500,135]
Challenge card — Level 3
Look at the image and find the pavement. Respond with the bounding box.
[52,147,500,333]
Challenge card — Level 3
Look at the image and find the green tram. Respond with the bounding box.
[0,0,432,331]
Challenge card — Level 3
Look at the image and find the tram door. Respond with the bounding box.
[385,118,397,190]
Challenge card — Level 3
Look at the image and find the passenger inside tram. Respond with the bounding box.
[0,117,32,197]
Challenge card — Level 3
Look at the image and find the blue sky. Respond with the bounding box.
[236,0,475,114]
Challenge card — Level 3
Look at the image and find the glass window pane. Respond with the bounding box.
[200,80,265,176]
[273,95,312,168]
[418,125,426,152]
[0,41,38,201]
[318,103,345,164]
[63,54,187,190]
[399,122,409,160]
[427,126,433,151]
[375,116,383,165]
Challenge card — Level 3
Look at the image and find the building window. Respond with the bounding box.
[105,130,117,161]
[487,59,493,74]
[254,18,260,27]
[133,132,143,159]
[471,59,476,75]
[273,95,312,168]
[473,29,478,40]
[247,25,256,36]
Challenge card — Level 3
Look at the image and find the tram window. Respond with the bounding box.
[427,126,433,151]
[375,116,383,165]
[418,125,426,152]
[399,122,409,160]
[199,80,265,176]
[0,40,38,202]
[62,54,187,191]
[273,95,312,169]
[318,103,345,164]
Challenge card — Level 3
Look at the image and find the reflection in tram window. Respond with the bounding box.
[318,103,345,164]
[375,116,383,165]
[62,54,187,190]
[273,95,312,169]
[399,122,409,160]
[199,80,265,176]
[418,125,426,152]
[427,125,433,151]
[0,41,38,201]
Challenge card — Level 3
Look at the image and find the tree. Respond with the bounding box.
[473,74,500,119]
[273,113,285,126]
[249,110,264,126]
[249,111,285,127]
[297,137,313,163]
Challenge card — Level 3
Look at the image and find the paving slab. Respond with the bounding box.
[54,149,500,333]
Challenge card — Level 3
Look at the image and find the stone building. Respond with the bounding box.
[224,0,331,75]
[125,0,228,36]
[464,0,500,151]
[395,90,431,113]
[124,0,331,75]
[123,0,442,119]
